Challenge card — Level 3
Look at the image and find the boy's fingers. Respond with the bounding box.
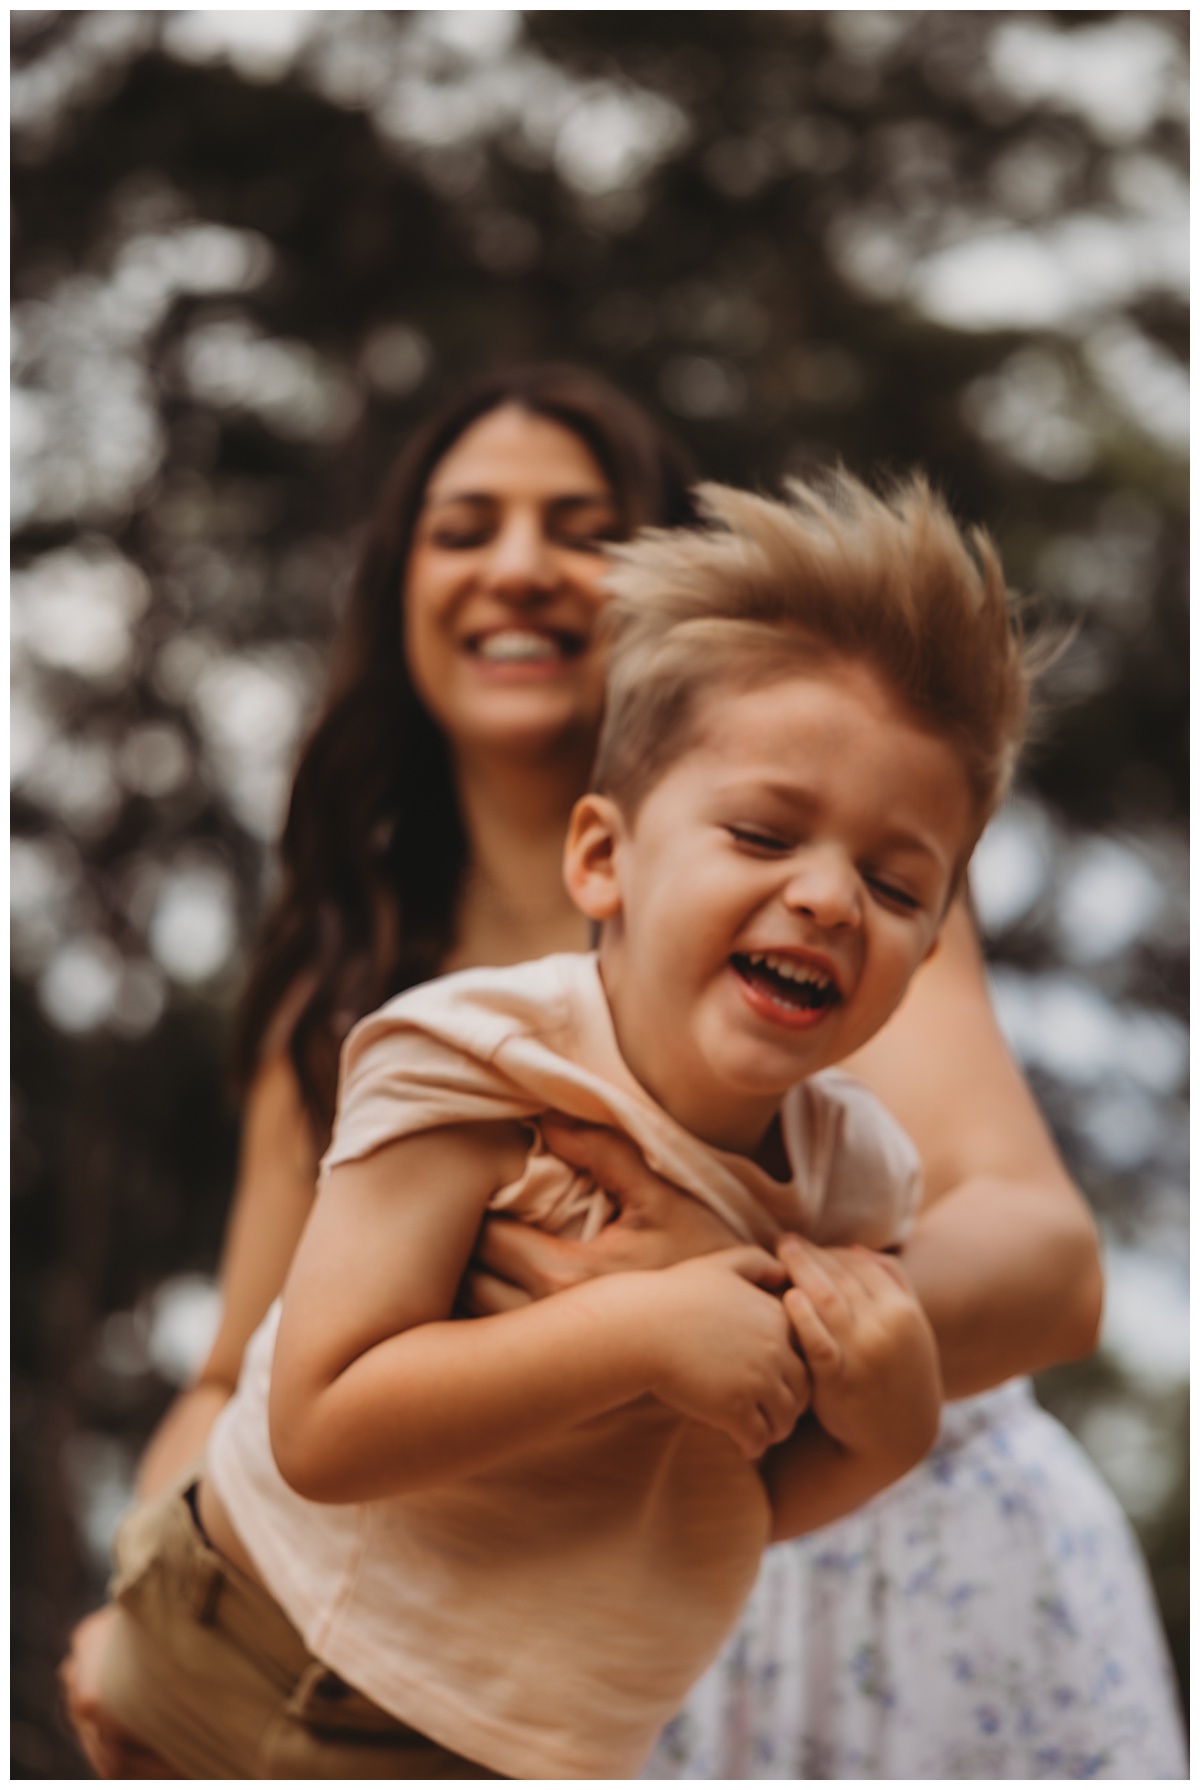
[757,1396,793,1450]
[777,1239,857,1328]
[762,1360,810,1443]
[856,1248,911,1293]
[787,1352,814,1411]
[777,1233,852,1291]
[782,1285,844,1378]
[738,1405,774,1460]
[726,1245,790,1290]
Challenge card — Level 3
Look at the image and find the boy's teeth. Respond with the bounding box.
[476,631,559,663]
[747,951,833,990]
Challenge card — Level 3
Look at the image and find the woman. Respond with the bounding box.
[62,365,1180,1779]
[61,363,698,1776]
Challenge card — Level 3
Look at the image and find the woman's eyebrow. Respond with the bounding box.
[423,490,497,509]
[424,489,614,510]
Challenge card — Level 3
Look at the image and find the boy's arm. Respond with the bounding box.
[269,1122,809,1503]
[762,1235,942,1542]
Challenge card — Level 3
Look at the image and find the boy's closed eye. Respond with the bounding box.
[865,874,924,912]
[726,826,930,912]
[726,825,792,853]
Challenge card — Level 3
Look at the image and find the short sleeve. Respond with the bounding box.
[782,1069,923,1248]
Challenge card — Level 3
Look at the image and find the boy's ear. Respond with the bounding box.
[563,794,626,922]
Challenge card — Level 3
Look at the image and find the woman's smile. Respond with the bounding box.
[470,628,579,664]
[464,623,591,675]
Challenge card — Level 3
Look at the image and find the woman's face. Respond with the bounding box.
[404,405,622,763]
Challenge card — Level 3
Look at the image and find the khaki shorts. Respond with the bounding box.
[100,1479,503,1779]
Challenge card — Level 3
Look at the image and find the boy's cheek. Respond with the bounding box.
[868,928,938,1011]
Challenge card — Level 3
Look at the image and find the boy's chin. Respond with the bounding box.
[716,999,846,1073]
[701,1037,831,1101]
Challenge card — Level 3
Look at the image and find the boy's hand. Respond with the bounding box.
[641,1247,811,1459]
[776,1234,941,1473]
[59,1606,181,1778]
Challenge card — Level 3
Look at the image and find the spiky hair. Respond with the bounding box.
[592,470,1036,860]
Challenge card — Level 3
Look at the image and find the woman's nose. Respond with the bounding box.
[781,853,861,930]
[483,512,558,599]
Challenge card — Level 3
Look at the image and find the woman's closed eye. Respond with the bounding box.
[431,523,494,550]
[426,506,619,556]
[551,527,615,555]
[420,500,497,550]
[549,503,622,553]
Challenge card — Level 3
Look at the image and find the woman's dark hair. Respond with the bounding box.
[233,364,697,1146]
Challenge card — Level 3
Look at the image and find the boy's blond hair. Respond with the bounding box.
[593,470,1034,862]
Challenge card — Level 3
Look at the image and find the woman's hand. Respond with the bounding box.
[460,1116,740,1315]
[59,1606,179,1778]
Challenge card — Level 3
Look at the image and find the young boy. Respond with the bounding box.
[100,471,1032,1779]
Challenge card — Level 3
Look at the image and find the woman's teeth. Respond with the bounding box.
[475,630,563,663]
[739,952,839,1007]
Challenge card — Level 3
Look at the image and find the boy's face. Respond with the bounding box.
[566,661,973,1154]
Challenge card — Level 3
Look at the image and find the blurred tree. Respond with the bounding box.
[11,12,1188,1774]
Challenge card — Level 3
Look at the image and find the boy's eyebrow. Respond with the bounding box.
[872,826,952,867]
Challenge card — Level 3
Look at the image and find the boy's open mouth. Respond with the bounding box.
[732,952,841,1013]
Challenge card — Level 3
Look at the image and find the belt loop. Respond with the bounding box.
[180,1478,224,1623]
[192,1556,224,1625]
[286,1661,346,1719]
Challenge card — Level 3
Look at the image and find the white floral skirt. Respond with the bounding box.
[644,1381,1186,1780]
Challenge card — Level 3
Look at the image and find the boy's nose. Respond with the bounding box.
[781,852,861,930]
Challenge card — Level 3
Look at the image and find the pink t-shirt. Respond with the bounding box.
[208,953,921,1778]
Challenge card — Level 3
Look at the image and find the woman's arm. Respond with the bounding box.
[61,1049,320,1773]
[843,898,1103,1395]
[270,1123,809,1503]
[467,905,1103,1399]
[137,1050,319,1497]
